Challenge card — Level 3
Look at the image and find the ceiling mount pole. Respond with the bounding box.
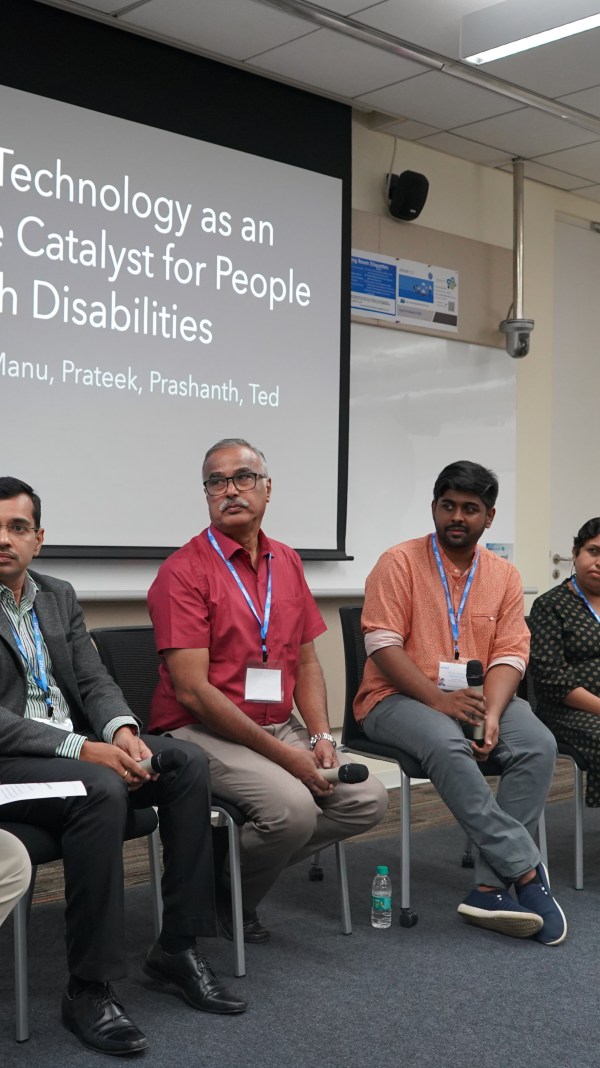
[513,158,525,320]
[500,158,534,357]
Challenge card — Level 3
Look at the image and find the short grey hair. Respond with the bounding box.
[202,438,268,476]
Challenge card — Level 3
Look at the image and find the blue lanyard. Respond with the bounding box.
[207,528,273,662]
[9,608,53,715]
[571,578,600,625]
[431,533,479,660]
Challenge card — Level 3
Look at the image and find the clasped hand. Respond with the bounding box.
[435,688,499,761]
[436,686,486,725]
[285,741,337,797]
[80,727,156,790]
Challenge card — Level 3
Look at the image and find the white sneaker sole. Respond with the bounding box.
[457,903,543,938]
[521,863,568,946]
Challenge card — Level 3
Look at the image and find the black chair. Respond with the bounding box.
[90,625,248,978]
[339,605,548,926]
[90,626,352,977]
[518,661,588,890]
[1,799,161,1042]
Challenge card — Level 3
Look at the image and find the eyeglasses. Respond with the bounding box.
[0,521,39,537]
[203,472,267,497]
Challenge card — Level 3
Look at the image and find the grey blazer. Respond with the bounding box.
[0,570,133,758]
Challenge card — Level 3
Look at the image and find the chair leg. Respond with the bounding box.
[220,813,245,978]
[14,865,36,1044]
[399,769,418,927]
[538,807,546,875]
[573,761,584,891]
[335,842,352,934]
[308,851,324,881]
[147,829,163,939]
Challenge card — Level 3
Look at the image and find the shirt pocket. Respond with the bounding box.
[270,596,306,654]
[469,613,497,655]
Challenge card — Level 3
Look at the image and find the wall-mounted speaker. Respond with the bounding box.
[387,170,429,221]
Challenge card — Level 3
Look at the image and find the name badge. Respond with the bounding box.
[245,661,283,703]
[438,660,468,691]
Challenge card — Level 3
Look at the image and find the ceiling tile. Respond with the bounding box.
[357,70,522,126]
[558,85,600,119]
[476,29,600,100]
[121,0,315,61]
[350,0,501,60]
[533,142,600,185]
[455,109,598,158]
[319,1,388,13]
[417,131,513,166]
[247,27,426,97]
[498,160,592,191]
[65,0,130,11]
[376,119,440,139]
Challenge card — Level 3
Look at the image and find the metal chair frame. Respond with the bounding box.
[518,656,588,890]
[2,816,162,1043]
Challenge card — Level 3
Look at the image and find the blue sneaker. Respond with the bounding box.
[516,863,567,946]
[457,888,543,938]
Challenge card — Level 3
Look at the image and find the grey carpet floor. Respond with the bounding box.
[1,797,599,1068]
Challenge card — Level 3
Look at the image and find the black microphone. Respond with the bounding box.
[139,749,187,775]
[466,659,485,745]
[320,763,370,784]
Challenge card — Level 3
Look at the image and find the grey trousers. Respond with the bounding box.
[363,694,557,888]
[172,715,389,910]
[0,830,31,930]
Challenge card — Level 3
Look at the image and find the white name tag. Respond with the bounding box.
[245,664,283,703]
[438,661,468,691]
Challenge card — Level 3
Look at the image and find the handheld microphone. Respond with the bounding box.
[139,749,187,775]
[320,763,370,784]
[466,659,485,745]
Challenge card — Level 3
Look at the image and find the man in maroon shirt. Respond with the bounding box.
[148,438,387,941]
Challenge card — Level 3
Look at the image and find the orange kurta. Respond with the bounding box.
[354,535,529,722]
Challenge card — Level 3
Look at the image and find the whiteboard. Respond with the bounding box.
[37,323,516,598]
[304,324,516,594]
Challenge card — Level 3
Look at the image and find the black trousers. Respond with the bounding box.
[0,735,217,981]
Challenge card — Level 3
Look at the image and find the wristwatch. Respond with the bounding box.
[309,732,337,750]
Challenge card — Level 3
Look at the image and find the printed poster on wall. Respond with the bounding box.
[351,249,459,332]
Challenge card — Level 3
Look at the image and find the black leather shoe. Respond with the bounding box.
[143,942,247,1014]
[218,906,271,944]
[61,982,149,1055]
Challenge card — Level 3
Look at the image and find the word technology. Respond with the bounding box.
[0,147,192,236]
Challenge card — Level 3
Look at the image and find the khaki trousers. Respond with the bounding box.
[0,829,32,929]
[172,714,388,910]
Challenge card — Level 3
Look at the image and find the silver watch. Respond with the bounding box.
[309,732,337,750]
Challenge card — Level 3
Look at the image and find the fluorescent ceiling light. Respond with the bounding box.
[460,0,600,66]
[465,12,600,64]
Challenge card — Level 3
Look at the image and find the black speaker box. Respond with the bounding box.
[387,170,429,220]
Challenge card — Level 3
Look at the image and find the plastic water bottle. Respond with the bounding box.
[371,865,392,928]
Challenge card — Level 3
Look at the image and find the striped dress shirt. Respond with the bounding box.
[0,574,137,758]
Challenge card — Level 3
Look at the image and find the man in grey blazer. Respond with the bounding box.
[0,477,246,1055]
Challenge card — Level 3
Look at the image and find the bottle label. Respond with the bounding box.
[371,896,391,910]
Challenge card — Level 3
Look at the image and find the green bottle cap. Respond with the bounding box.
[376,865,389,875]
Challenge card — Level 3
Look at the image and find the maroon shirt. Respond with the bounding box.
[148,525,326,731]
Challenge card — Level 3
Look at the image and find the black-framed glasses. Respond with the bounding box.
[203,472,267,497]
[0,521,39,537]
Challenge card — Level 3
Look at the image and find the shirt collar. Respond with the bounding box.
[431,535,477,578]
[0,571,38,608]
[206,525,274,562]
